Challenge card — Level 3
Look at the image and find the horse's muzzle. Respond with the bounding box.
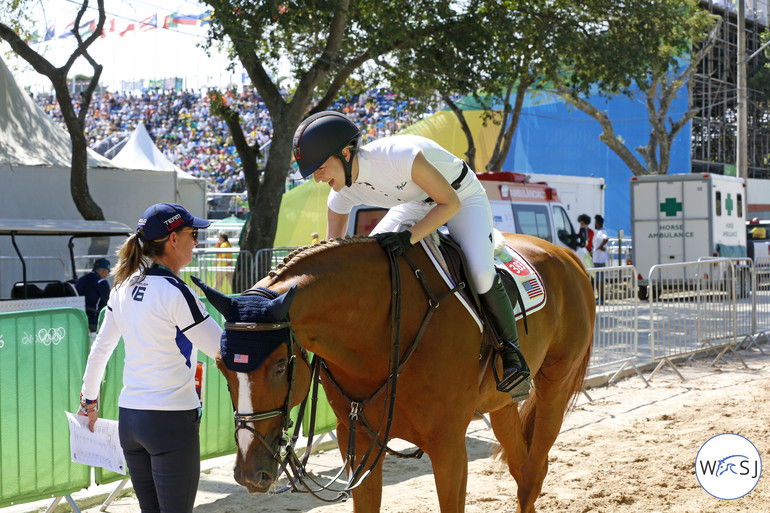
[234,465,276,494]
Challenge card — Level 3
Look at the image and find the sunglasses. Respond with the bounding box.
[178,228,198,241]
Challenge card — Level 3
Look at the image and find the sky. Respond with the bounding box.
[4,0,248,94]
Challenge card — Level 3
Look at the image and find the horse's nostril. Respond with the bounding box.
[255,470,273,488]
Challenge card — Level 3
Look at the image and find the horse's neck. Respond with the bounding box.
[281,244,396,384]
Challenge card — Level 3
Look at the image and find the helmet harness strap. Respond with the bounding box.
[336,149,355,187]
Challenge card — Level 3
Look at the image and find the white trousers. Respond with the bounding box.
[370,180,496,294]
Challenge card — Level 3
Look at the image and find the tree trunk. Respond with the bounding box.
[486,81,528,173]
[444,95,476,171]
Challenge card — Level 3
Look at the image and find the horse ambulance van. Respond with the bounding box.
[346,171,580,252]
[630,173,747,299]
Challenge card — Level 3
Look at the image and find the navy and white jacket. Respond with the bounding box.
[81,267,222,410]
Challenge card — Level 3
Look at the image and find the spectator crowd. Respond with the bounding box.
[34,86,439,194]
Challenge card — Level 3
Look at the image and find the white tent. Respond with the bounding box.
[111,123,207,215]
[0,55,205,285]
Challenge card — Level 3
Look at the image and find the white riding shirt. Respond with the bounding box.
[328,134,498,293]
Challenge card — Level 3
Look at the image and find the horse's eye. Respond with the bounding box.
[274,360,288,376]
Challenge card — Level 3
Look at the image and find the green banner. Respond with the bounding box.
[0,308,91,507]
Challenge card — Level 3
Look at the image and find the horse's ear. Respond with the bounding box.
[268,285,297,320]
[191,275,233,317]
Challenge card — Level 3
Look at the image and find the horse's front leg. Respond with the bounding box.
[334,421,385,513]
[426,433,469,513]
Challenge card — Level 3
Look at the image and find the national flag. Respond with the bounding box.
[140,14,158,31]
[522,278,543,299]
[44,24,56,41]
[59,21,75,38]
[233,353,249,364]
[119,22,135,37]
[101,18,115,37]
[79,19,96,38]
[173,14,199,25]
[163,14,177,29]
[198,11,212,25]
[26,29,39,43]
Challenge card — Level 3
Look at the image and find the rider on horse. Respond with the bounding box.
[291,111,530,399]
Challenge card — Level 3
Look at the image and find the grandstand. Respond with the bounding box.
[33,87,438,195]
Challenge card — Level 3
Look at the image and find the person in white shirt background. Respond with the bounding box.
[592,214,609,304]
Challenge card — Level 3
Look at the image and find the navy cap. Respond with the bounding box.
[93,258,111,271]
[137,203,210,241]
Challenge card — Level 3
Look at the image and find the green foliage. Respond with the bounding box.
[561,0,718,96]
[0,0,34,33]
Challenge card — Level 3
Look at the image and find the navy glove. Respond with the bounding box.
[374,230,413,257]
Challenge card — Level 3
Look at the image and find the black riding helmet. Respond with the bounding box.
[293,111,362,187]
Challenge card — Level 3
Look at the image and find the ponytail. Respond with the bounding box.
[112,231,169,287]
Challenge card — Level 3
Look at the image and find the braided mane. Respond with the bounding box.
[267,235,372,278]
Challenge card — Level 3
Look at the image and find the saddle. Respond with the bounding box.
[419,231,529,350]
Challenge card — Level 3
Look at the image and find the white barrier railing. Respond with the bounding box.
[586,265,646,384]
[647,259,748,381]
[178,248,256,294]
[255,246,301,279]
[699,256,756,346]
[751,256,770,352]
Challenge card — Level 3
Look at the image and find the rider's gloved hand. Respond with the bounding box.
[374,230,413,257]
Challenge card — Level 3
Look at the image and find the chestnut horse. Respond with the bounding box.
[199,233,593,513]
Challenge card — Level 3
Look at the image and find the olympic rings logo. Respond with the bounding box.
[37,327,66,346]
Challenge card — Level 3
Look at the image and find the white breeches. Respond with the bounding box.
[370,182,496,294]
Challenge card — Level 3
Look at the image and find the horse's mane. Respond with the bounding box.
[267,235,373,278]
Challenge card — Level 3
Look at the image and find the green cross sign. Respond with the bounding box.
[725,193,734,216]
[660,197,683,217]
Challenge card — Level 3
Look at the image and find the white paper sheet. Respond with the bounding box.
[66,411,126,475]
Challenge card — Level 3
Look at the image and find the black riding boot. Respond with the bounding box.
[479,274,531,400]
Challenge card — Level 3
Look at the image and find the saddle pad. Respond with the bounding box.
[418,236,483,332]
[495,244,547,319]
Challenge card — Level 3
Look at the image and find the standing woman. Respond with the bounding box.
[292,111,530,399]
[77,203,222,513]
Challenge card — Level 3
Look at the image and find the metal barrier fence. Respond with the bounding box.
[178,248,256,295]
[255,246,301,279]
[699,257,756,344]
[647,259,748,381]
[755,256,770,348]
[586,266,644,383]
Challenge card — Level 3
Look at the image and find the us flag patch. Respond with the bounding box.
[233,354,249,364]
[522,278,543,299]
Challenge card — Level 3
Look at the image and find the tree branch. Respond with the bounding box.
[556,85,647,176]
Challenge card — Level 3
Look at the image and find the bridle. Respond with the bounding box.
[225,250,464,502]
[223,290,310,475]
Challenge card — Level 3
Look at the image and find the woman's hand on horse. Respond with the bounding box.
[374,230,414,257]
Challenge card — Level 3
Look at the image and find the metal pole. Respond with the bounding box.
[737,0,748,181]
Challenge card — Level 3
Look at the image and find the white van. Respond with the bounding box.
[478,171,579,251]
[346,171,579,251]
[630,173,747,299]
